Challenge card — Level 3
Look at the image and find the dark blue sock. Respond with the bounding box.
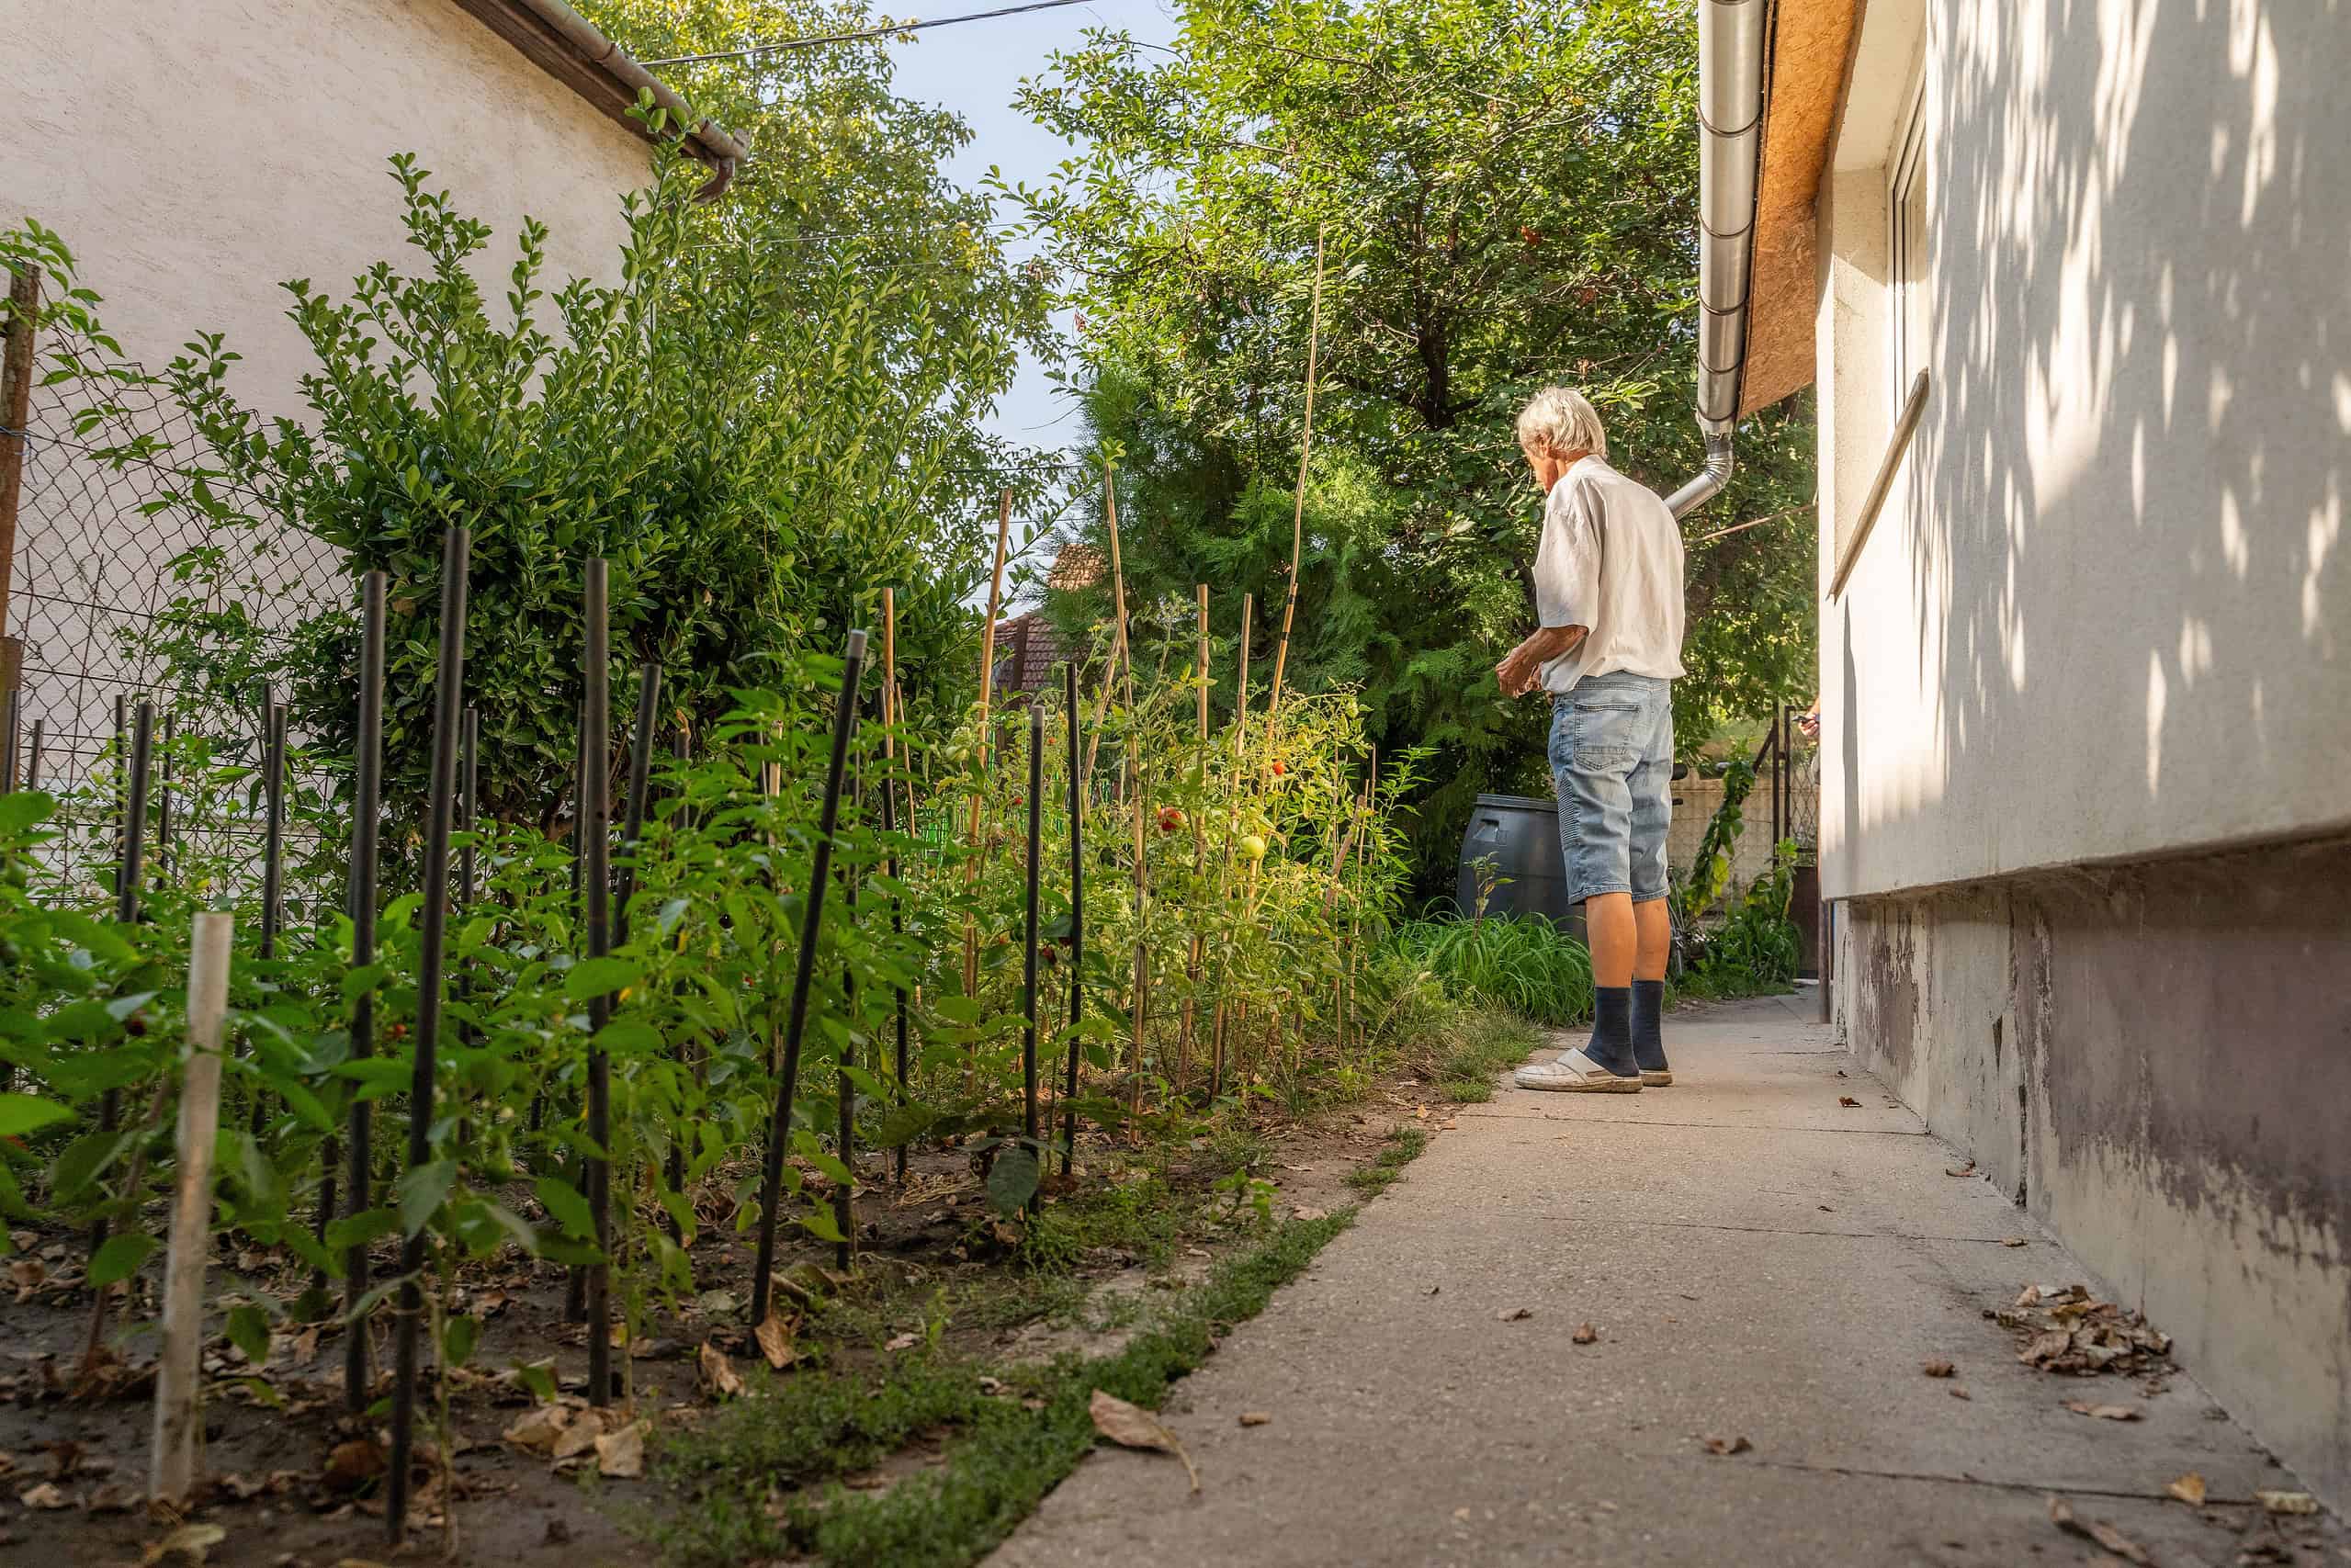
[1632,979,1667,1072]
[1586,987,1637,1075]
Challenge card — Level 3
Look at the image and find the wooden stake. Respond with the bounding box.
[148,911,232,1505]
[1082,463,1132,792]
[1021,705,1043,1212]
[882,590,911,1184]
[1262,227,1328,751]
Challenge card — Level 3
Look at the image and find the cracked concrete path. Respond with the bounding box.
[994,992,2335,1566]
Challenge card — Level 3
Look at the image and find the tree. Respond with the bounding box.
[1011,0,1815,888]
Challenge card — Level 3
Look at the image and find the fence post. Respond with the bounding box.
[150,910,233,1503]
[0,266,39,712]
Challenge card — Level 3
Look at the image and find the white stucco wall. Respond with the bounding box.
[1815,0,2350,900]
[4,0,652,412]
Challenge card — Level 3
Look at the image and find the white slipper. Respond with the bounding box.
[1514,1048,1643,1093]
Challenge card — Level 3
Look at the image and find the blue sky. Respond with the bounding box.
[884,0,1183,453]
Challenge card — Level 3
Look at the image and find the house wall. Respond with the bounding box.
[1814,0,2351,1508]
[3,0,651,412]
[1815,0,2349,903]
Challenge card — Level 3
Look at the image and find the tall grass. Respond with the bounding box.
[1390,908,1595,1027]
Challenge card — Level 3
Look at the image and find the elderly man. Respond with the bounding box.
[1494,388,1686,1091]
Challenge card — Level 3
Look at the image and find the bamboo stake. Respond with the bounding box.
[386,525,470,1543]
[749,630,866,1328]
[1261,227,1328,752]
[149,911,232,1505]
[1081,463,1131,792]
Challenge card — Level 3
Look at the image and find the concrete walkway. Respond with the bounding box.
[996,993,2327,1566]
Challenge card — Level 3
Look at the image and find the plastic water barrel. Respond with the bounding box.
[1455,793,1586,939]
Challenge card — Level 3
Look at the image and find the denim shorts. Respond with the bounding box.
[1550,672,1674,905]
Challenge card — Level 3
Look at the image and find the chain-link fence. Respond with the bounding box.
[3,288,347,894]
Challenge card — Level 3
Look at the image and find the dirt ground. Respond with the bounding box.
[2,1072,1457,1567]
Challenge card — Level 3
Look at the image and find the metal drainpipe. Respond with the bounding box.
[1665,0,1769,520]
[508,0,747,200]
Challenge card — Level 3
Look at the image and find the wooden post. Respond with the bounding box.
[150,911,233,1504]
[0,266,40,653]
[1261,228,1328,751]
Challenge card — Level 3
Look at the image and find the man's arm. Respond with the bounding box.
[1496,623,1588,698]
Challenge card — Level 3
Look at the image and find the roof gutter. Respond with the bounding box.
[1664,0,1769,518]
[459,0,748,200]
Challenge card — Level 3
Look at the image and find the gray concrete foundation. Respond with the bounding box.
[1836,834,2351,1510]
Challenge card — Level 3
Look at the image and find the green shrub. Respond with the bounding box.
[1389,910,1594,1027]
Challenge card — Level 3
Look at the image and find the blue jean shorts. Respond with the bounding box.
[1550,672,1674,905]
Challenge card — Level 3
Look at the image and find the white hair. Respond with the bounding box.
[1514,386,1608,460]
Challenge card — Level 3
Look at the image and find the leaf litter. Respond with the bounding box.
[2047,1495,2152,1565]
[1995,1283,2173,1379]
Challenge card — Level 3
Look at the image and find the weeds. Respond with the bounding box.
[1391,910,1595,1025]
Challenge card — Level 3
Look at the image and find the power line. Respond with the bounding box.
[642,0,1116,66]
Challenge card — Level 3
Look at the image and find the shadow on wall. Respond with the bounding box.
[1902,0,2345,871]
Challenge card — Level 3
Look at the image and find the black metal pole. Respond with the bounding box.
[665,720,690,1244]
[559,696,588,1325]
[89,699,153,1258]
[154,716,174,874]
[342,570,387,1413]
[24,716,41,790]
[834,739,859,1273]
[109,695,126,897]
[879,711,909,1185]
[251,699,287,1134]
[385,527,469,1543]
[748,630,865,1328]
[581,560,614,1408]
[1060,664,1085,1176]
[1,685,17,793]
[1023,704,1043,1213]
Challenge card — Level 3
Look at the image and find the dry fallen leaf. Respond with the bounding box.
[1948,1385,1972,1400]
[18,1480,69,1509]
[1837,1096,1861,1108]
[1414,1104,1430,1121]
[142,1523,228,1566]
[1571,1323,1599,1345]
[1945,1162,1976,1178]
[1921,1359,1956,1378]
[2000,1236,2029,1247]
[1291,1207,1328,1222]
[1701,1435,1752,1456]
[503,1404,572,1454]
[698,1343,744,1400]
[754,1313,797,1371]
[2166,1472,2207,1506]
[2047,1495,2151,1564]
[2255,1490,2318,1515]
[322,1437,388,1492]
[2063,1401,2143,1422]
[594,1421,646,1480]
[550,1410,609,1462]
[1238,1412,1272,1427]
[1497,1306,1533,1323]
[1088,1390,1199,1492]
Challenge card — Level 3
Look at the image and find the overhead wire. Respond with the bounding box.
[641,0,1118,65]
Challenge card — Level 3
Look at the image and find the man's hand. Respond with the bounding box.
[1496,625,1587,698]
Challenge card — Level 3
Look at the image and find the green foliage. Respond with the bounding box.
[1680,840,1802,999]
[1010,0,1816,889]
[1673,754,1759,925]
[1391,910,1595,1026]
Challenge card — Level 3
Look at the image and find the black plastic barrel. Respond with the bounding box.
[1455,793,1586,939]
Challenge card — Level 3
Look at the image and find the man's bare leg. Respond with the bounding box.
[1633,897,1669,981]
[1586,891,1635,987]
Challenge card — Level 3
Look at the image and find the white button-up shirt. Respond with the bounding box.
[1532,455,1687,694]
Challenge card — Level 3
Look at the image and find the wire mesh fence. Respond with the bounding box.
[3,299,348,893]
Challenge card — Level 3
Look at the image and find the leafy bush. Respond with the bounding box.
[1680,841,1802,998]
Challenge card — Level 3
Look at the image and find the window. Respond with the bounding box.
[1889,77,1930,417]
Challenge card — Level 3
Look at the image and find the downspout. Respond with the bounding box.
[506,0,748,201]
[1664,0,1769,519]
